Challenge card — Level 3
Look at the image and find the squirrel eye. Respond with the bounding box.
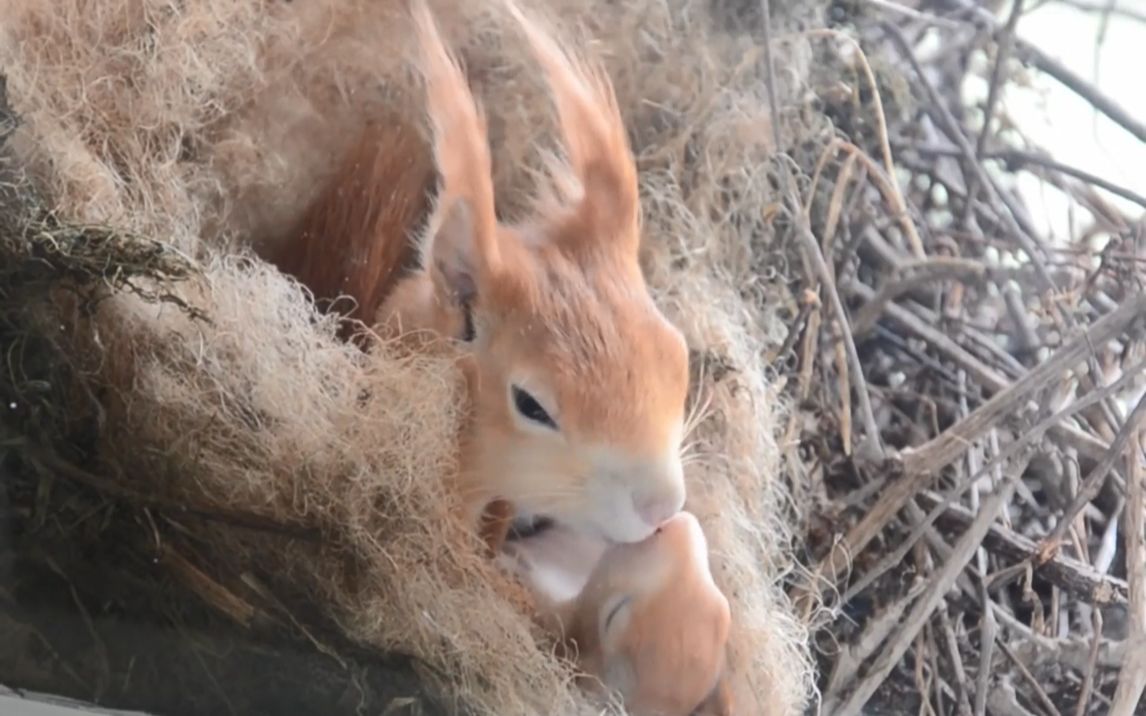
[604,595,632,633]
[460,302,475,342]
[512,385,557,429]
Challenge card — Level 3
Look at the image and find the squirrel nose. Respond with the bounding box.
[632,492,683,529]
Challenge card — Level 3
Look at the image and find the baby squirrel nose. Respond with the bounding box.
[633,493,681,529]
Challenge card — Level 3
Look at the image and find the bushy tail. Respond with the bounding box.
[266,115,436,342]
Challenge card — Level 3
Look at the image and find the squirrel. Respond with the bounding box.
[498,510,733,716]
[268,0,691,555]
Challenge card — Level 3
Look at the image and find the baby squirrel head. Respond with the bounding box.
[408,1,689,543]
[569,511,733,716]
[499,512,732,716]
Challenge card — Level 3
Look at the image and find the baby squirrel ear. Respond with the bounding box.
[692,674,734,716]
[477,498,515,557]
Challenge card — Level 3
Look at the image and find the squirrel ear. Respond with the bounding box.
[411,1,501,279]
[503,1,640,261]
[428,198,479,306]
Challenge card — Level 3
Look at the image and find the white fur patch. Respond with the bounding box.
[505,524,609,604]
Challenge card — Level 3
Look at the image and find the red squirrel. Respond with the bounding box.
[269,0,691,557]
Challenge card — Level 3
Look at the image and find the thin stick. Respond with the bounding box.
[902,293,1146,475]
[852,281,1128,465]
[881,22,1060,299]
[806,292,1144,596]
[976,0,1025,160]
[160,547,259,628]
[973,573,996,716]
[805,30,926,258]
[1012,35,1146,144]
[913,145,1146,210]
[1040,390,1146,559]
[1110,431,1146,715]
[1074,609,1103,716]
[1054,0,1146,23]
[851,281,1010,388]
[938,603,974,716]
[919,491,1128,605]
[851,257,988,336]
[827,580,928,695]
[996,639,1065,716]
[861,0,965,29]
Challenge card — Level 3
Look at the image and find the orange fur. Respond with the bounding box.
[501,512,733,716]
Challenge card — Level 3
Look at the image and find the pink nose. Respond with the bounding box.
[633,493,682,529]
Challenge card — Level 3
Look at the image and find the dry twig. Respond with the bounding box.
[1039,390,1146,560]
[918,491,1128,605]
[1109,431,1146,715]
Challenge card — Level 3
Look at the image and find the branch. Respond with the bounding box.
[1012,37,1146,143]
[918,491,1129,605]
[851,281,1124,465]
[1039,389,1146,558]
[1110,431,1146,715]
[804,291,1145,597]
[1053,0,1146,24]
[881,21,1060,298]
[850,257,989,337]
[912,144,1146,211]
[975,0,1025,160]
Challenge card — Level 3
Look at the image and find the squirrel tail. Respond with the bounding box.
[266,114,437,343]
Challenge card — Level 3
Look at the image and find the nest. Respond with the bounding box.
[784,3,1146,714]
[2,0,1144,715]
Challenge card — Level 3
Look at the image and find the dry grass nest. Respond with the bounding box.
[2,1,1145,715]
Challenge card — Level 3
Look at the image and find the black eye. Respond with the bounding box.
[604,596,631,632]
[460,302,475,342]
[512,385,557,429]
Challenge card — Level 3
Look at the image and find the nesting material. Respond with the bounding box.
[0,0,820,713]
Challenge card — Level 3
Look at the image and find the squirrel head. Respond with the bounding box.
[570,511,733,716]
[501,511,733,716]
[405,1,689,544]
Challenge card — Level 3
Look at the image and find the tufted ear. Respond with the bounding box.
[411,1,502,296]
[502,0,641,260]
